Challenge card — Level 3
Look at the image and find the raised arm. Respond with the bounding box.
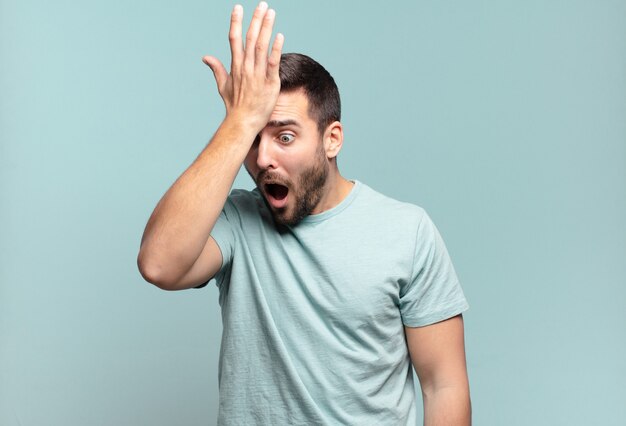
[405,314,471,426]
[137,2,283,290]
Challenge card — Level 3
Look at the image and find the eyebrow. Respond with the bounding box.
[265,119,301,128]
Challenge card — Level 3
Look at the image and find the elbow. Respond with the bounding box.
[137,251,179,291]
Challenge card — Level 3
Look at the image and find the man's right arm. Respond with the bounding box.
[137,117,257,290]
[137,2,283,290]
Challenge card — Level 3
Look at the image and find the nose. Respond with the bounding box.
[255,134,277,171]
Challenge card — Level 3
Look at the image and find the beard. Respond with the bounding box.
[254,143,329,227]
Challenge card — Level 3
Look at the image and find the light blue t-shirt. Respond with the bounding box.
[206,180,469,425]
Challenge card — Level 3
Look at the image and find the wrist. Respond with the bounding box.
[214,114,260,150]
[223,110,267,138]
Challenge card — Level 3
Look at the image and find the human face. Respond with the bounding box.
[244,90,330,226]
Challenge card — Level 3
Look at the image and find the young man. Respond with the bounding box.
[138,2,471,425]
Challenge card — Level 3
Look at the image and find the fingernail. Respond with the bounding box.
[266,9,275,19]
[258,1,268,10]
[233,4,242,15]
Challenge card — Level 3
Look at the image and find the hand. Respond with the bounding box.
[202,2,284,132]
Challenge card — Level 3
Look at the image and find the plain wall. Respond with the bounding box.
[1,0,625,425]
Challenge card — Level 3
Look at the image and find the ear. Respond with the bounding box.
[323,121,344,159]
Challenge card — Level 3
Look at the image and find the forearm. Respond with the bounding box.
[139,1,283,286]
[423,385,471,426]
[137,114,257,284]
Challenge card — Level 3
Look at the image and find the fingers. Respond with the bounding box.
[254,8,275,72]
[228,4,243,76]
[202,56,228,92]
[267,33,284,81]
[204,1,283,114]
[244,2,269,70]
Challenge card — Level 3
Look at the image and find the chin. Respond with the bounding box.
[271,210,297,227]
[270,206,304,227]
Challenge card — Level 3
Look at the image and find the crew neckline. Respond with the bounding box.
[296,179,361,225]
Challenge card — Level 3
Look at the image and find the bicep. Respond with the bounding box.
[404,314,469,393]
[171,236,224,290]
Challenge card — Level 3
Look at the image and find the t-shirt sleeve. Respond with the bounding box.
[193,197,236,289]
[399,211,469,327]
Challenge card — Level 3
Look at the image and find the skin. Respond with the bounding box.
[243,89,351,226]
[137,3,471,424]
[406,315,472,425]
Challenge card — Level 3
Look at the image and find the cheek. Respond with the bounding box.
[281,158,301,179]
[243,161,258,183]
[243,150,257,170]
[287,146,317,168]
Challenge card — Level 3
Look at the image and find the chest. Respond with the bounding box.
[236,219,415,332]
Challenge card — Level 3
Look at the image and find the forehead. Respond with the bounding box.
[269,90,314,125]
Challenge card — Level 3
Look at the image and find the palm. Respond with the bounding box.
[202,2,284,132]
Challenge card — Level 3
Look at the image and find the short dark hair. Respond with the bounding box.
[279,53,341,136]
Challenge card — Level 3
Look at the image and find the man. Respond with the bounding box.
[138,2,471,425]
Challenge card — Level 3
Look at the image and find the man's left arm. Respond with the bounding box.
[405,314,471,426]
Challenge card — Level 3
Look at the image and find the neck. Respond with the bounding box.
[311,168,354,215]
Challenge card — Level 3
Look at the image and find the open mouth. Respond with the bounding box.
[264,183,289,208]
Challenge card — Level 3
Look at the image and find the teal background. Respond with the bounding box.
[1,0,625,425]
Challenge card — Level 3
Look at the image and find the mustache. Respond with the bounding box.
[257,170,291,187]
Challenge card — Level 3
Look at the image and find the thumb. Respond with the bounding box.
[202,55,228,92]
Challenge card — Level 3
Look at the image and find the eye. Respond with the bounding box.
[278,133,295,144]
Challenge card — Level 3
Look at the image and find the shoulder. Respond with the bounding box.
[222,188,269,222]
[224,187,268,210]
[355,181,428,228]
[227,187,262,203]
